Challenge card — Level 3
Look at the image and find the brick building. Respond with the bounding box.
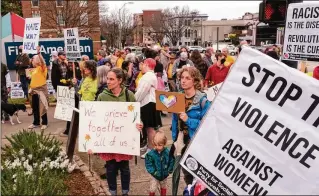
[21,0,101,54]
[132,9,163,46]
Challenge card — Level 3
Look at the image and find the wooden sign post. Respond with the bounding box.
[66,96,79,162]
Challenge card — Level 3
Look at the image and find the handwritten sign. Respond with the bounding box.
[155,90,185,113]
[10,82,24,99]
[23,18,41,54]
[79,101,140,155]
[54,86,75,121]
[63,28,81,60]
[204,82,223,101]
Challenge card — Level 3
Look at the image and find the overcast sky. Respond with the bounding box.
[103,1,261,20]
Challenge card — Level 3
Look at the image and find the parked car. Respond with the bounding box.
[188,46,206,53]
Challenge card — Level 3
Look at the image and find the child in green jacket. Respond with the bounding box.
[145,132,175,196]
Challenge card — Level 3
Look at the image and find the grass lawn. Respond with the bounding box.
[8,96,56,105]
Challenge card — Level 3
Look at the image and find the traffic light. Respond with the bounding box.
[259,0,303,26]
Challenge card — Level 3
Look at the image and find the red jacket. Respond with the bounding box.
[313,66,319,80]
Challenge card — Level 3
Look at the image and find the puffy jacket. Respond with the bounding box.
[145,148,175,181]
[171,90,211,142]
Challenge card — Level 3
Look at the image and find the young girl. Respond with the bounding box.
[145,132,175,196]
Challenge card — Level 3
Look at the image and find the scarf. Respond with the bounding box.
[29,84,49,117]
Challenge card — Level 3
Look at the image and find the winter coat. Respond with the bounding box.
[15,53,30,76]
[171,90,211,142]
[145,148,175,181]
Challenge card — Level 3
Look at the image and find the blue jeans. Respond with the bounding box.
[19,75,29,98]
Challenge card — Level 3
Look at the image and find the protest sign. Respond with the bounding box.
[46,80,55,95]
[23,18,41,54]
[155,90,185,113]
[10,82,24,99]
[54,86,75,121]
[63,28,81,60]
[282,2,319,62]
[204,82,223,101]
[78,101,140,156]
[181,47,319,195]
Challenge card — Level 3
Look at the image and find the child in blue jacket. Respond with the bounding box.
[145,132,175,196]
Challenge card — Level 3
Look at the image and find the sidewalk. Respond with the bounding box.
[1,107,186,195]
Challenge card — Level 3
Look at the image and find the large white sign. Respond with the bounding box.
[54,86,75,121]
[23,18,41,54]
[204,83,223,101]
[63,28,81,60]
[282,2,319,62]
[181,47,319,195]
[10,82,24,99]
[79,101,140,156]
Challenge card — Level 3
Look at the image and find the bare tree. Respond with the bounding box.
[100,7,134,48]
[40,1,107,37]
[161,6,198,46]
[100,11,119,48]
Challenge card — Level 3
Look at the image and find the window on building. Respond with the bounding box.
[194,30,197,38]
[31,0,39,7]
[79,0,87,7]
[56,0,63,7]
[80,12,88,26]
[184,29,187,38]
[188,29,191,38]
[188,20,191,26]
[57,10,65,26]
[32,11,40,18]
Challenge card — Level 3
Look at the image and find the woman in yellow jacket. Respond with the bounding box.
[72,60,98,101]
[28,46,49,130]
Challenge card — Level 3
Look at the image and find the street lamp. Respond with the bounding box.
[118,2,134,49]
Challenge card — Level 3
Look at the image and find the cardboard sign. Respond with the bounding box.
[282,2,319,62]
[78,101,140,155]
[23,18,41,54]
[54,86,75,121]
[10,82,24,99]
[63,28,81,60]
[204,82,223,101]
[181,47,319,195]
[155,90,185,113]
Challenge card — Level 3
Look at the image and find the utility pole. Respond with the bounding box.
[216,27,219,50]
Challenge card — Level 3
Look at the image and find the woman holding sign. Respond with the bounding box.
[97,68,143,196]
[171,66,211,195]
[28,46,49,130]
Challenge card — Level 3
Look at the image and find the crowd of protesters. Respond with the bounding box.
[1,41,319,196]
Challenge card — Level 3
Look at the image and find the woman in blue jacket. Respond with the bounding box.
[170,66,211,195]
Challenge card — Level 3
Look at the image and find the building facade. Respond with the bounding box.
[21,0,101,54]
